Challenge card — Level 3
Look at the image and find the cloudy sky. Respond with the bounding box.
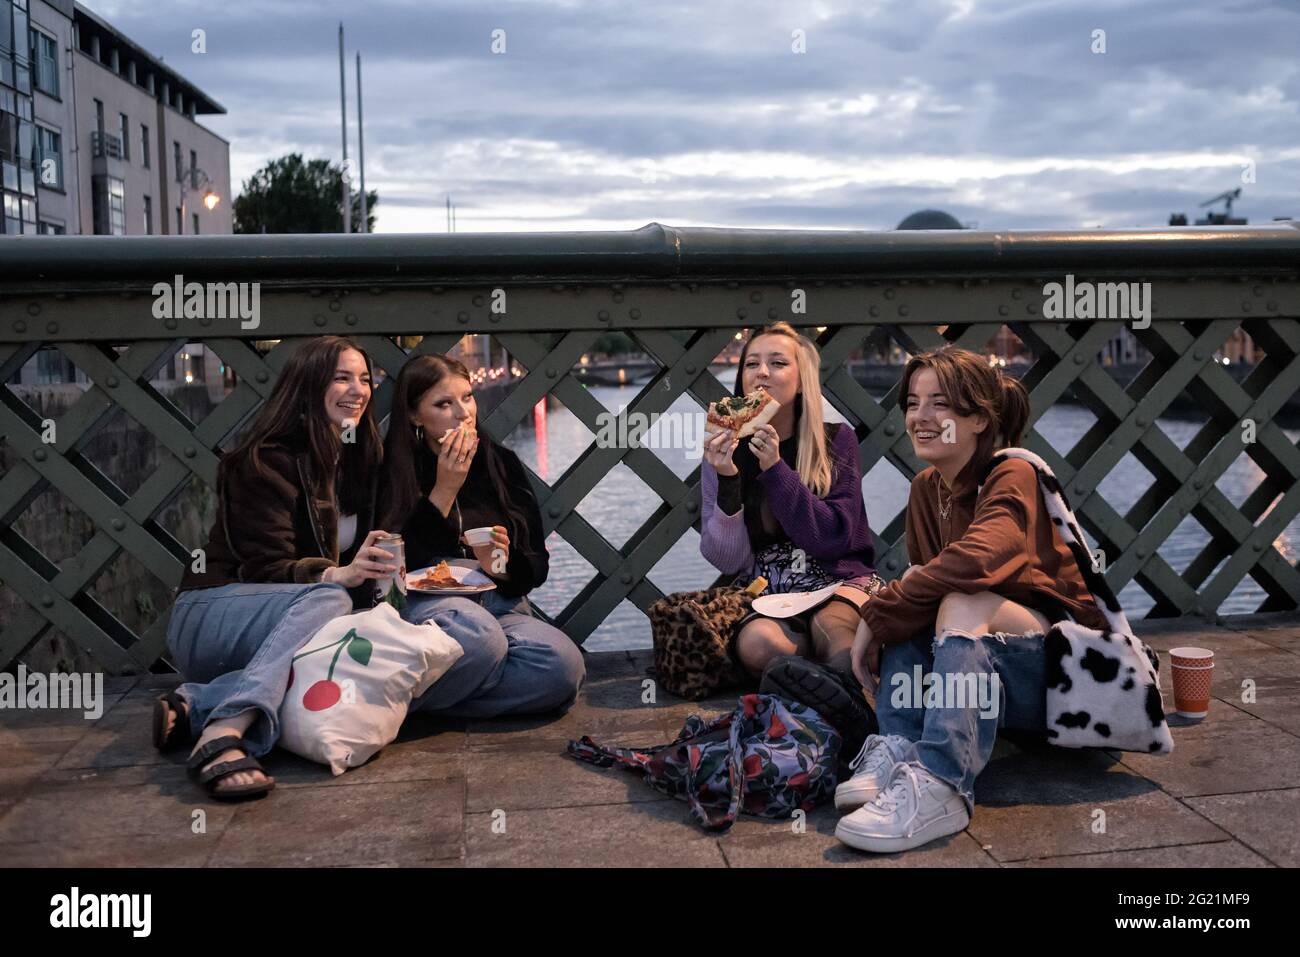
[91,0,1298,233]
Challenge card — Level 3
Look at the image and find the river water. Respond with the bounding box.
[499,370,1300,650]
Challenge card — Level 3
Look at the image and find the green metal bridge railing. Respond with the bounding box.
[2,222,1299,674]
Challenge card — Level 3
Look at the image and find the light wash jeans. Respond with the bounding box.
[401,588,585,719]
[875,628,1048,813]
[166,581,355,757]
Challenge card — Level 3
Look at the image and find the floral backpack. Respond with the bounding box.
[567,693,841,831]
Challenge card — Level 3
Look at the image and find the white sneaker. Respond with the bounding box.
[834,733,915,812]
[835,761,970,853]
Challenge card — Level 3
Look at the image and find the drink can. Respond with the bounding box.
[373,533,407,610]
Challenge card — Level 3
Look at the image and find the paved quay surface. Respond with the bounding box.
[2,611,1298,867]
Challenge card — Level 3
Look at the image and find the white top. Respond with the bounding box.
[337,513,358,553]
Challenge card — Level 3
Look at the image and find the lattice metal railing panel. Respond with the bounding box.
[3,226,1299,672]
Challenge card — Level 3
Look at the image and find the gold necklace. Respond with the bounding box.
[937,479,953,521]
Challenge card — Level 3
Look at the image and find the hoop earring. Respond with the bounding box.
[414,424,424,444]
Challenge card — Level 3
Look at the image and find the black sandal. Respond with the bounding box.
[152,692,192,752]
[186,735,275,801]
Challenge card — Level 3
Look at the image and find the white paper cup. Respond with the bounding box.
[462,526,496,547]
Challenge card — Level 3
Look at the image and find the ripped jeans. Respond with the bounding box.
[875,628,1048,812]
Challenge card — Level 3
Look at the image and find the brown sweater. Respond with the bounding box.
[860,456,1109,644]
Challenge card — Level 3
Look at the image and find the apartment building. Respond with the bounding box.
[5,0,232,237]
[5,0,232,392]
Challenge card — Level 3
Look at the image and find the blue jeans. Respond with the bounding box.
[166,581,355,757]
[876,628,1048,812]
[401,588,585,718]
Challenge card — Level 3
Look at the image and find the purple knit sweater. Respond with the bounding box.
[699,423,876,581]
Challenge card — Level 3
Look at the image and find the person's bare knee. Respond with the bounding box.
[936,591,995,634]
[736,619,803,675]
[937,591,1049,636]
[988,600,1050,635]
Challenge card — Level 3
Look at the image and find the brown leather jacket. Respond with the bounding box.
[179,433,375,598]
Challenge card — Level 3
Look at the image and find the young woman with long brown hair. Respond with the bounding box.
[699,322,882,753]
[835,345,1111,853]
[378,354,584,718]
[155,336,399,801]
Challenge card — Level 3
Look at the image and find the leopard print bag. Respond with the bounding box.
[649,587,754,701]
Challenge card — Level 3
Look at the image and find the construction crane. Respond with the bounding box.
[1199,187,1242,219]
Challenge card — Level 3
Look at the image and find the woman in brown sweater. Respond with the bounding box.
[834,345,1108,854]
[156,336,398,801]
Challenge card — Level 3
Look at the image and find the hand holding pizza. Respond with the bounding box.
[749,423,781,471]
[703,429,740,476]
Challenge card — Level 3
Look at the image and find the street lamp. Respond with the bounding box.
[177,165,220,234]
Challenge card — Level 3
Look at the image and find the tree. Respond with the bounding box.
[233,153,378,233]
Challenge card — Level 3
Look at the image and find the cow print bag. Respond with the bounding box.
[981,449,1174,755]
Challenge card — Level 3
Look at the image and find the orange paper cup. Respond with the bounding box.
[1169,646,1214,719]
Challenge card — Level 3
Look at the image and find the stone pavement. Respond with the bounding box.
[2,612,1298,867]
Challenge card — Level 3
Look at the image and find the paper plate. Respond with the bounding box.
[750,583,842,619]
[407,563,497,595]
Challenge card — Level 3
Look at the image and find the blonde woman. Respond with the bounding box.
[699,322,882,753]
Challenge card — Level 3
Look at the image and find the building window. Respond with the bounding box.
[36,348,75,385]
[29,29,59,98]
[192,212,199,234]
[175,206,182,233]
[185,349,206,383]
[173,141,181,181]
[36,126,59,189]
[38,220,64,234]
[143,194,152,234]
[118,112,129,161]
[141,123,149,168]
[94,98,104,135]
[92,175,125,235]
[189,149,197,187]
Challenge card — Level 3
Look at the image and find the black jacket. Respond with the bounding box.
[400,442,548,598]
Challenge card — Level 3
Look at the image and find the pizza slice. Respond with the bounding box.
[440,424,477,443]
[704,390,780,437]
[412,560,460,589]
